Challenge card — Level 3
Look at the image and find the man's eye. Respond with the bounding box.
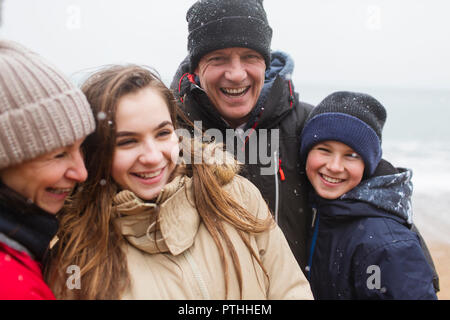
[209,56,224,62]
[317,147,330,153]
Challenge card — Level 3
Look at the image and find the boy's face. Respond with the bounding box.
[306,140,365,199]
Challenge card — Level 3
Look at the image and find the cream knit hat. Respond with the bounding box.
[0,40,95,169]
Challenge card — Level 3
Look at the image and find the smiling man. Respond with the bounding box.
[171,0,314,272]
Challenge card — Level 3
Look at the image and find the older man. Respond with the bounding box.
[171,0,313,272]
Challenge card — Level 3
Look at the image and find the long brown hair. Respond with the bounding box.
[47,65,273,299]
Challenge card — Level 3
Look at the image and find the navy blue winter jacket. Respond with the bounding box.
[307,168,437,299]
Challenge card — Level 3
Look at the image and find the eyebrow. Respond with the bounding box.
[318,142,356,153]
[116,121,173,137]
[317,142,331,147]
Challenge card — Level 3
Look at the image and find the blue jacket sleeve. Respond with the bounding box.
[354,239,438,300]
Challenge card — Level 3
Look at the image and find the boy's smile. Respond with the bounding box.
[306,141,365,199]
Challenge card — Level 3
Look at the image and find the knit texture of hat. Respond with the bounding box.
[300,91,387,176]
[187,0,273,72]
[0,40,95,169]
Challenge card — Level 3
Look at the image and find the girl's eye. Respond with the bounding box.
[116,139,136,147]
[157,130,172,138]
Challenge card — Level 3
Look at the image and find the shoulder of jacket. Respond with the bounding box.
[353,219,421,260]
[293,99,314,122]
[224,175,261,197]
[223,175,270,218]
[0,244,54,299]
[277,91,314,133]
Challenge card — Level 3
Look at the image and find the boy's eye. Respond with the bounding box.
[347,152,360,159]
[316,147,330,153]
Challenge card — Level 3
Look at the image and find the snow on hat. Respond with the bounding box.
[186,0,273,72]
[300,91,387,176]
[0,40,95,169]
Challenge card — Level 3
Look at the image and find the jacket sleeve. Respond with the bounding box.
[0,245,56,300]
[353,239,438,300]
[236,176,313,300]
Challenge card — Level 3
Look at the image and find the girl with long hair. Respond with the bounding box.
[47,65,312,300]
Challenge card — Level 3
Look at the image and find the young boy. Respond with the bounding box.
[300,91,437,299]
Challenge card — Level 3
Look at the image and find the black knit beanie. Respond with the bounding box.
[187,0,273,72]
[300,91,387,176]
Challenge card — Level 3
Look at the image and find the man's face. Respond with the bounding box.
[195,47,266,128]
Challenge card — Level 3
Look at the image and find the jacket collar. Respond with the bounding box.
[113,174,200,256]
[310,168,413,225]
[341,168,413,224]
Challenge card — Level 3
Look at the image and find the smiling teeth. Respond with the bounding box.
[322,174,343,184]
[222,87,248,95]
[134,170,162,179]
[48,188,72,194]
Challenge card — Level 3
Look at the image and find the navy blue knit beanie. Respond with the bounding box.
[300,91,387,176]
[186,0,273,72]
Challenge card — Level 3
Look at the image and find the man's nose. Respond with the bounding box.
[224,57,247,83]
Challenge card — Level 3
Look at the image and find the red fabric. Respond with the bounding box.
[0,242,55,300]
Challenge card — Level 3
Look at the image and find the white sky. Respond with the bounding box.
[1,0,449,90]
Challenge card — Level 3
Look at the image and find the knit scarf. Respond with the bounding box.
[0,182,59,262]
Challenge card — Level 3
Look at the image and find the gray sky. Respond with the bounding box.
[1,0,449,90]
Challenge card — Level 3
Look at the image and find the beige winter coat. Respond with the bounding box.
[113,172,313,300]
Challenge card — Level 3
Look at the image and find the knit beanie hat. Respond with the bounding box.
[0,40,95,170]
[299,91,387,176]
[187,0,273,72]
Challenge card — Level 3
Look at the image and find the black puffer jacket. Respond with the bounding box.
[171,51,313,271]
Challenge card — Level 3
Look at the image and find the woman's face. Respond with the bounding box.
[112,86,179,201]
[0,138,88,214]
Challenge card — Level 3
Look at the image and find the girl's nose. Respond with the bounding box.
[138,140,164,165]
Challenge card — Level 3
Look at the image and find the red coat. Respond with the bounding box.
[0,242,55,300]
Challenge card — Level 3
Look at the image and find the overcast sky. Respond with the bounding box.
[1,0,449,91]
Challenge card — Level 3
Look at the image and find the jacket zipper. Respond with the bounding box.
[273,151,280,224]
[307,207,319,280]
[183,248,211,299]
